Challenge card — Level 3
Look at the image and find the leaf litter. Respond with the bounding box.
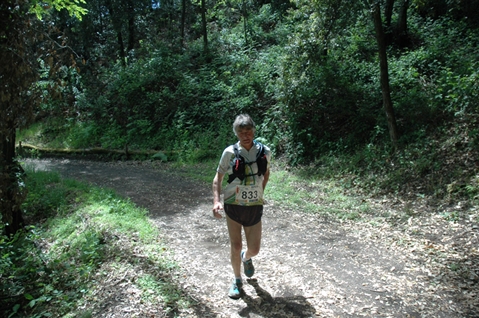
[28,159,478,317]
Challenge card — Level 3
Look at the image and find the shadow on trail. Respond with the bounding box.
[89,232,219,318]
[239,279,316,317]
[25,158,210,217]
[26,158,479,317]
[25,159,219,316]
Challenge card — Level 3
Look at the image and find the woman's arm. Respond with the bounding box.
[262,169,270,190]
[212,172,224,218]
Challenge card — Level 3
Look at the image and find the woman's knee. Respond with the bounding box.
[230,240,242,252]
[247,245,260,257]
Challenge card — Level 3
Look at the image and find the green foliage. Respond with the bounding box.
[16,0,479,208]
[302,117,479,206]
[410,17,479,117]
[20,169,71,220]
[413,0,479,26]
[435,66,479,116]
[37,62,85,122]
[0,228,43,310]
[30,0,88,20]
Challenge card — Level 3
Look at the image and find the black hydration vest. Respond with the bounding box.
[227,142,267,184]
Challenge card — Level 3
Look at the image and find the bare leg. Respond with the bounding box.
[226,215,243,277]
[243,220,262,260]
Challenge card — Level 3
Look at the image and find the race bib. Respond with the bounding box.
[235,184,263,205]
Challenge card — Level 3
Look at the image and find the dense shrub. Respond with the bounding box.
[24,1,479,167]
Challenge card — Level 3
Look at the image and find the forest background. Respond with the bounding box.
[4,0,479,189]
[1,0,479,316]
[8,0,477,208]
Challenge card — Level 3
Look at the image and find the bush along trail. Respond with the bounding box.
[27,158,479,318]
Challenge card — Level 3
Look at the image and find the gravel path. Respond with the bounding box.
[27,158,479,318]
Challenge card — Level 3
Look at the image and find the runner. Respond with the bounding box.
[212,114,271,299]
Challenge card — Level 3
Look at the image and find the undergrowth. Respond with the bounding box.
[0,166,192,318]
[16,112,479,221]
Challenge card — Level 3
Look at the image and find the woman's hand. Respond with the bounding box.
[213,202,223,219]
[212,172,224,219]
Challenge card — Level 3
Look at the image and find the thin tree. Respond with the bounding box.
[384,0,394,27]
[127,0,136,51]
[105,0,126,66]
[371,1,399,149]
[242,0,248,45]
[383,0,410,47]
[396,0,409,47]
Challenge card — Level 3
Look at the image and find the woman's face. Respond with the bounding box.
[236,127,255,149]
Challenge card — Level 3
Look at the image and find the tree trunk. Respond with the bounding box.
[117,31,126,66]
[396,0,409,47]
[106,0,126,66]
[384,0,395,27]
[0,129,26,236]
[372,3,399,149]
[243,0,248,45]
[127,0,135,52]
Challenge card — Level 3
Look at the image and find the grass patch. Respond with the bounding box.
[0,166,193,318]
[266,169,371,219]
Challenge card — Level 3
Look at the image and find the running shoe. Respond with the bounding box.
[241,251,255,277]
[228,278,243,299]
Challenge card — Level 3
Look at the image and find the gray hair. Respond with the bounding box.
[233,114,256,135]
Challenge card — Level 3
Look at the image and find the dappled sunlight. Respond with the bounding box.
[21,158,479,317]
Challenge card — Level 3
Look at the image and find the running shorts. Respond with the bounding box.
[224,204,263,227]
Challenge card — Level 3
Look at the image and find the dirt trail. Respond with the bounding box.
[27,158,478,318]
